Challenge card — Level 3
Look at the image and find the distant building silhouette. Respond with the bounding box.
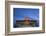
[24,16,30,25]
[14,16,37,28]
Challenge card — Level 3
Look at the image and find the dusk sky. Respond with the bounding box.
[13,8,39,20]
